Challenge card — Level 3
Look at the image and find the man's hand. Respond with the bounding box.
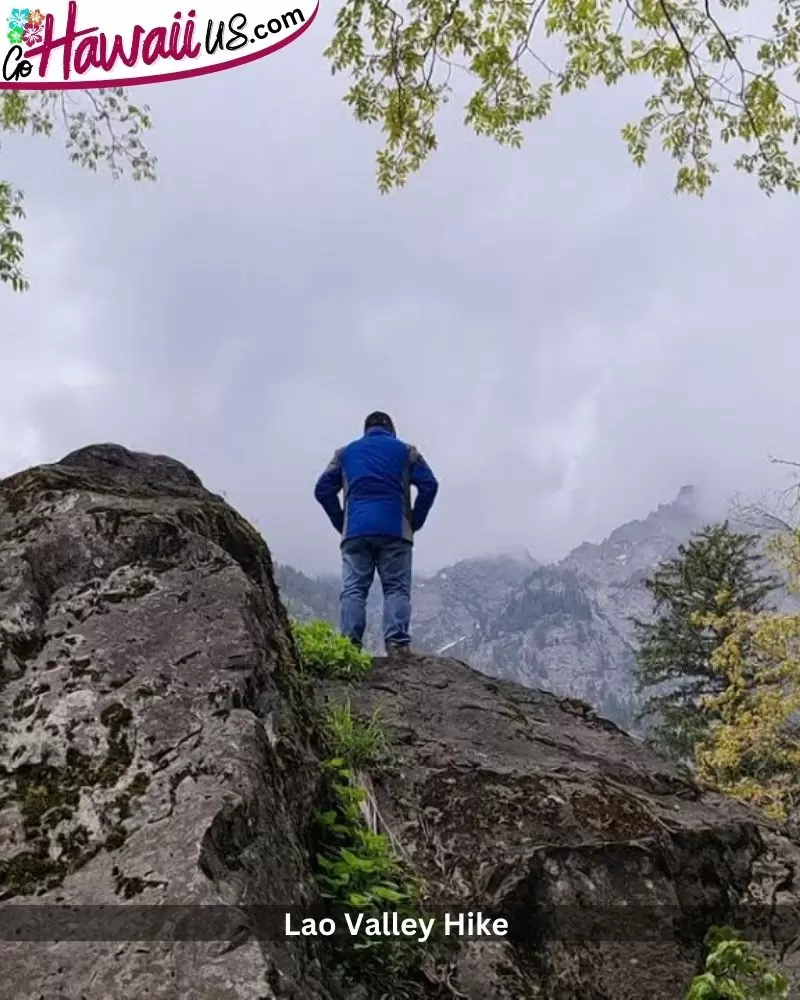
[409,449,438,532]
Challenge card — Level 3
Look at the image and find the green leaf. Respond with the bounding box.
[373,885,406,902]
[327,0,800,197]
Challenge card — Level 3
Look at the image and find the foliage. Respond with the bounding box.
[315,758,420,923]
[326,0,800,195]
[695,529,800,821]
[314,756,437,990]
[311,699,443,991]
[324,700,387,770]
[633,522,776,761]
[291,618,374,680]
[1,89,155,291]
[0,179,25,291]
[685,925,789,999]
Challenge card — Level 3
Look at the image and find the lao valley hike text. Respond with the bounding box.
[285,911,508,941]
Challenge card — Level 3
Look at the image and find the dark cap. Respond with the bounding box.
[364,411,396,435]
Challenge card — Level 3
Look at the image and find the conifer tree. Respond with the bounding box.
[696,528,800,822]
[632,522,777,760]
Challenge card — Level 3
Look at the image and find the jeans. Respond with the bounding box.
[340,536,413,649]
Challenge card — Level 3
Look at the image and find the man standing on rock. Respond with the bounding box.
[314,411,439,653]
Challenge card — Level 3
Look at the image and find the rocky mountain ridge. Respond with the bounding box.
[2,444,800,999]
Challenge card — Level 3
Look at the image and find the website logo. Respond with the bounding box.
[1,1,317,88]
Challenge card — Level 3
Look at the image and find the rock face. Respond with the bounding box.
[2,445,800,999]
[0,444,332,999]
[325,657,800,998]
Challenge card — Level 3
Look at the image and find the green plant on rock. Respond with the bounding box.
[314,757,433,989]
[685,925,789,999]
[324,701,386,771]
[298,623,445,990]
[290,618,373,680]
[316,759,416,910]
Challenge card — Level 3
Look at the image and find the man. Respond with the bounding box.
[314,411,439,653]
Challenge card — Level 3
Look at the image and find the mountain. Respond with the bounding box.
[467,483,710,728]
[4,445,800,999]
[397,551,540,652]
[277,486,712,730]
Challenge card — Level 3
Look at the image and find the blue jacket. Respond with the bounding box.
[314,427,439,544]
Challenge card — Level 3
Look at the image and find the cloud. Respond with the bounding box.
[0,211,109,472]
[1,26,799,574]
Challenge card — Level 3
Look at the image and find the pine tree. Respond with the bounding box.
[632,522,777,761]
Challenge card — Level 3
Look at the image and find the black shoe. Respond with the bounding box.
[385,643,412,656]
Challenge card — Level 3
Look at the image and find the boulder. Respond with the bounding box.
[324,657,800,996]
[0,445,334,999]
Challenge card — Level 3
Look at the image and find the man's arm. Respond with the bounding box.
[409,448,438,532]
[314,450,345,533]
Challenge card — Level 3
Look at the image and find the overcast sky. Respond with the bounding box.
[2,10,799,575]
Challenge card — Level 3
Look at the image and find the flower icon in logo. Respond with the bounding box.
[6,7,30,31]
[22,19,40,44]
[5,7,45,46]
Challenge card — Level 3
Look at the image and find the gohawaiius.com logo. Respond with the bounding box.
[1,1,317,88]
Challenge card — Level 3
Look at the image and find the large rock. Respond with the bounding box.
[323,658,800,999]
[0,444,335,999]
[1,444,800,999]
